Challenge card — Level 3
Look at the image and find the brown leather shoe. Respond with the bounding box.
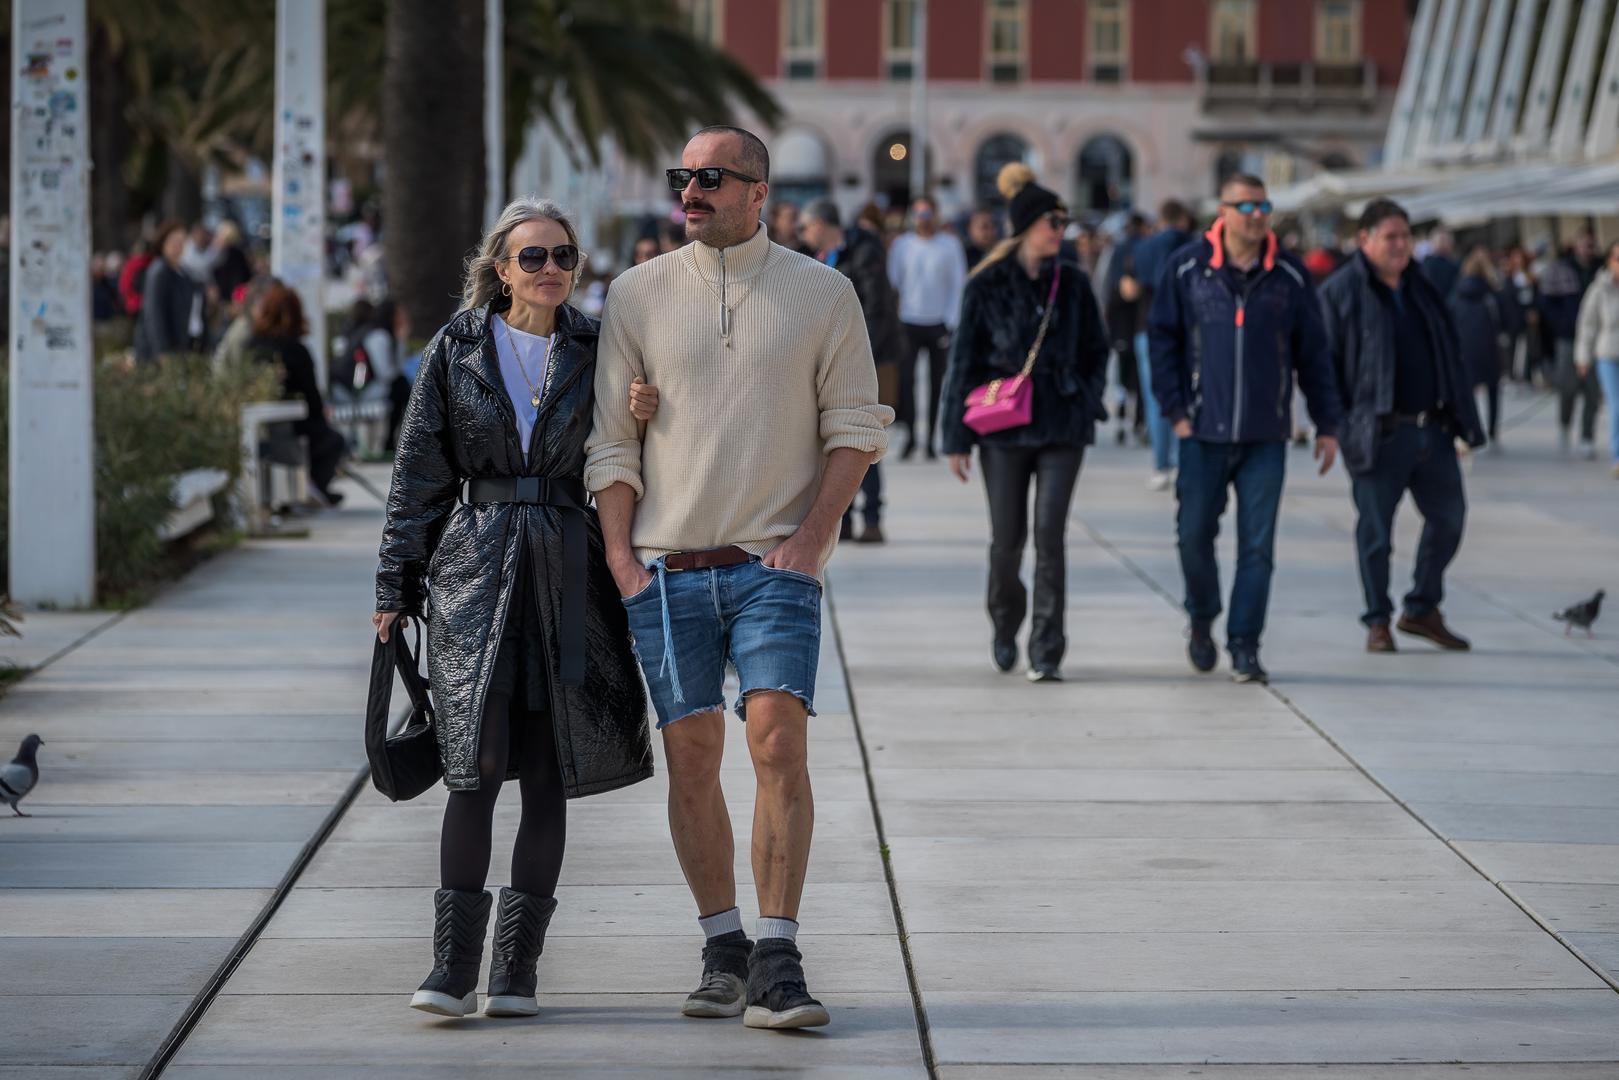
[856,524,886,545]
[1396,610,1470,651]
[1366,623,1397,653]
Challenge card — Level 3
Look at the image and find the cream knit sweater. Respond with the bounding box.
[584,223,893,567]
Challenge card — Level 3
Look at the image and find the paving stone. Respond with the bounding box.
[1506,882,1619,933]
[0,937,235,995]
[0,997,189,1067]
[1,841,308,888]
[1411,802,1619,845]
[1455,842,1619,885]
[876,799,1427,839]
[0,889,271,936]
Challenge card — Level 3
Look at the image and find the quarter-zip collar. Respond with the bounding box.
[681,219,772,285]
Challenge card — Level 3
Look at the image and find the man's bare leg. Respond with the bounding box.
[662,709,735,914]
[744,691,814,919]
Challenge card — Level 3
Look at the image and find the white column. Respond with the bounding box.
[1584,6,1619,160]
[908,0,928,199]
[1487,0,1541,150]
[8,0,95,607]
[1383,0,1440,165]
[1409,0,1463,155]
[1550,0,1607,161]
[1517,0,1573,155]
[1460,0,1514,147]
[484,0,505,226]
[1435,0,1487,147]
[272,0,327,389]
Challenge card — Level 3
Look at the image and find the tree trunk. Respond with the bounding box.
[89,24,130,250]
[159,156,203,224]
[384,0,485,338]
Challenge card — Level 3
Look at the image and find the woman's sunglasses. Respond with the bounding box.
[506,245,582,273]
[665,167,761,191]
[1044,211,1071,231]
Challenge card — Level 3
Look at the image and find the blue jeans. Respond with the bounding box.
[1135,332,1177,473]
[1351,423,1467,626]
[1176,437,1286,647]
[621,558,821,728]
[1598,359,1619,464]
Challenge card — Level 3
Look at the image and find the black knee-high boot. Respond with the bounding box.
[411,888,492,1017]
[485,888,559,1017]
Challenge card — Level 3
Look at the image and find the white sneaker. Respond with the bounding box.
[1148,470,1173,492]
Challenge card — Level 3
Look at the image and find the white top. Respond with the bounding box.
[887,231,968,328]
[492,314,554,459]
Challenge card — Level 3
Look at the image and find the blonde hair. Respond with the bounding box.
[460,196,584,311]
[1460,245,1498,286]
[971,163,1038,280]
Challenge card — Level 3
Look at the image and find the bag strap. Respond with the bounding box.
[1017,264,1063,379]
[392,621,434,719]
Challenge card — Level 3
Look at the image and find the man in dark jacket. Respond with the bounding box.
[1539,229,1602,455]
[803,200,900,543]
[1149,175,1342,684]
[1126,199,1195,489]
[1319,198,1485,654]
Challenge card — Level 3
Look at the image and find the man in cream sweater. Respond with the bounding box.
[585,127,892,1031]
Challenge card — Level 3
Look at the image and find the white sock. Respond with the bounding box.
[698,906,743,941]
[756,916,799,943]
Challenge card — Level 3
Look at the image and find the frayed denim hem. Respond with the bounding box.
[655,701,725,730]
[734,686,817,721]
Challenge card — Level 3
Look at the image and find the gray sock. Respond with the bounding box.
[756,915,798,942]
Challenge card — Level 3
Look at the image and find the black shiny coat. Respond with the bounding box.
[939,255,1109,456]
[375,302,651,795]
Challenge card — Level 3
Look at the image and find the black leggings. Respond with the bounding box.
[981,443,1085,670]
[439,595,567,897]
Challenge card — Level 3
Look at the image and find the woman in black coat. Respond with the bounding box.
[133,221,198,362]
[1448,248,1506,445]
[249,283,348,505]
[373,198,658,1020]
[940,176,1109,682]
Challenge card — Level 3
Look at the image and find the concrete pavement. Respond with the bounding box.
[4,384,1618,1077]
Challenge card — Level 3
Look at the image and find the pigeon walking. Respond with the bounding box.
[1,734,43,817]
[1553,590,1604,637]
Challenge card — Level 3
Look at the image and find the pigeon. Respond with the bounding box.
[1,734,43,817]
[1553,590,1604,637]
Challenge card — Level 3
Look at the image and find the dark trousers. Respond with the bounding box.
[842,460,883,530]
[1480,377,1501,442]
[899,322,951,450]
[981,443,1085,669]
[1176,437,1286,647]
[1350,423,1467,627]
[302,421,347,496]
[439,564,566,896]
[1556,339,1601,441]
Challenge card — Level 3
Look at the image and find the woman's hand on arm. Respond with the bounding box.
[628,377,660,421]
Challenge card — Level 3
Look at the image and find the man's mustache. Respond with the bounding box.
[683,202,715,215]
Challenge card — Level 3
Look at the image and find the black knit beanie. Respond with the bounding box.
[1008,182,1062,237]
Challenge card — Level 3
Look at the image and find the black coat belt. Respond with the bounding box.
[462,476,590,687]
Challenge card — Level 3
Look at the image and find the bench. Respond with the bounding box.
[158,468,231,541]
[237,400,310,534]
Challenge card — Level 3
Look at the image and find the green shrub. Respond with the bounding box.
[0,352,280,603]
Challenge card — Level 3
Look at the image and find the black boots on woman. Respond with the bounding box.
[412,889,492,1017]
[410,887,559,1018]
[484,888,560,1017]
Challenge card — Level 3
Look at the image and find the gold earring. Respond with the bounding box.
[501,281,512,297]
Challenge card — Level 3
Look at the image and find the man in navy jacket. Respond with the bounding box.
[1318,198,1484,653]
[1149,175,1343,684]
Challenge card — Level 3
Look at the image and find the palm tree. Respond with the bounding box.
[382,0,782,336]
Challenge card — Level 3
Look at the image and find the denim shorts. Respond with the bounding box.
[620,557,821,729]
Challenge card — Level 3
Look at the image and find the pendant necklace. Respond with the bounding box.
[508,323,548,407]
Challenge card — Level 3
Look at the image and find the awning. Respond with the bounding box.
[1271,157,1619,223]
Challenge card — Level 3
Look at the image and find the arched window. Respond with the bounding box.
[772,127,832,206]
[872,129,931,208]
[974,133,1032,208]
[1075,135,1134,213]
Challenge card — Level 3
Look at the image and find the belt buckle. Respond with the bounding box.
[515,477,541,503]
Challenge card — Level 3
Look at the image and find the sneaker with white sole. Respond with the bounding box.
[743,938,830,1030]
[681,930,752,1018]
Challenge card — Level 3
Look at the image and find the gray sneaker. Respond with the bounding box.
[681,930,752,1018]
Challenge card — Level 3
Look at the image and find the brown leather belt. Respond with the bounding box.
[663,545,752,572]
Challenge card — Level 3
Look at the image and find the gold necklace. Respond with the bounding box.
[503,320,548,407]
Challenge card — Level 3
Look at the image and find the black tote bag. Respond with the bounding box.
[364,621,444,801]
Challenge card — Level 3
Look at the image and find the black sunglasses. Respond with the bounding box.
[506,245,581,273]
[666,166,761,192]
[1223,199,1274,216]
[1043,211,1071,231]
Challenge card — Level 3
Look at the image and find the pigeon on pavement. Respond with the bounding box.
[1,734,43,817]
[1553,590,1604,637]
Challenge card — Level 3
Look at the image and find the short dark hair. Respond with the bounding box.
[803,199,841,228]
[912,193,938,211]
[691,125,770,182]
[1221,173,1267,196]
[1159,199,1192,227]
[1358,198,1410,233]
